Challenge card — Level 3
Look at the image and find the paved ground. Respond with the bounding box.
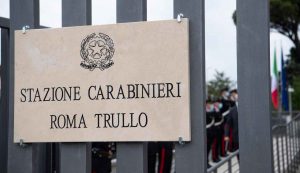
[110,152,240,173]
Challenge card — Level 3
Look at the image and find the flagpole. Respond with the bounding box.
[288,86,294,116]
[278,42,282,118]
[278,72,282,118]
[279,41,282,117]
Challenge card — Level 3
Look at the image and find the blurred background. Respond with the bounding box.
[0,0,299,111]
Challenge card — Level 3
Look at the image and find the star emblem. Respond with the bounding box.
[88,40,106,59]
[80,32,115,71]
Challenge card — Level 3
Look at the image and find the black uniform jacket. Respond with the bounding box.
[225,105,239,144]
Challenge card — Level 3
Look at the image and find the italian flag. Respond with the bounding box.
[271,48,278,109]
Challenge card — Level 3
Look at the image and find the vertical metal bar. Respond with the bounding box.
[281,135,284,173]
[116,1,148,172]
[276,132,281,173]
[288,133,292,173]
[293,122,297,172]
[272,134,276,173]
[283,133,287,173]
[279,135,282,173]
[289,124,295,172]
[173,0,206,172]
[228,158,232,173]
[55,143,60,172]
[280,135,286,172]
[293,122,298,166]
[294,122,297,165]
[62,0,91,26]
[32,144,47,173]
[285,129,290,173]
[295,119,300,156]
[8,0,44,173]
[60,0,92,173]
[291,123,295,166]
[298,120,300,163]
[59,143,91,173]
[117,143,148,173]
[237,0,273,172]
[294,121,299,165]
[117,0,147,22]
[0,27,9,173]
[296,118,300,162]
[45,143,53,173]
[288,123,294,172]
[287,124,292,172]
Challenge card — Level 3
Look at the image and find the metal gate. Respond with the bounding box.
[0,0,273,172]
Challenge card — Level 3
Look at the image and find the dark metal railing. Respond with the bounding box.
[272,114,300,173]
[207,113,300,173]
[207,150,239,173]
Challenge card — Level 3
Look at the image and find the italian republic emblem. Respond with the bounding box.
[80,33,115,71]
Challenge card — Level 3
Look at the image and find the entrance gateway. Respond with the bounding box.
[14,19,191,143]
[0,0,273,172]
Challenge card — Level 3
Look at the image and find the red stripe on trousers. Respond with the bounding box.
[212,138,217,161]
[221,134,225,155]
[159,147,166,173]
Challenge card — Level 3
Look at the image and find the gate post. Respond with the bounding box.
[0,26,9,173]
[237,0,273,172]
[173,0,207,172]
[59,0,92,172]
[116,0,148,173]
[8,0,45,173]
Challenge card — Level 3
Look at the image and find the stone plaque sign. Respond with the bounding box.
[14,19,190,143]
